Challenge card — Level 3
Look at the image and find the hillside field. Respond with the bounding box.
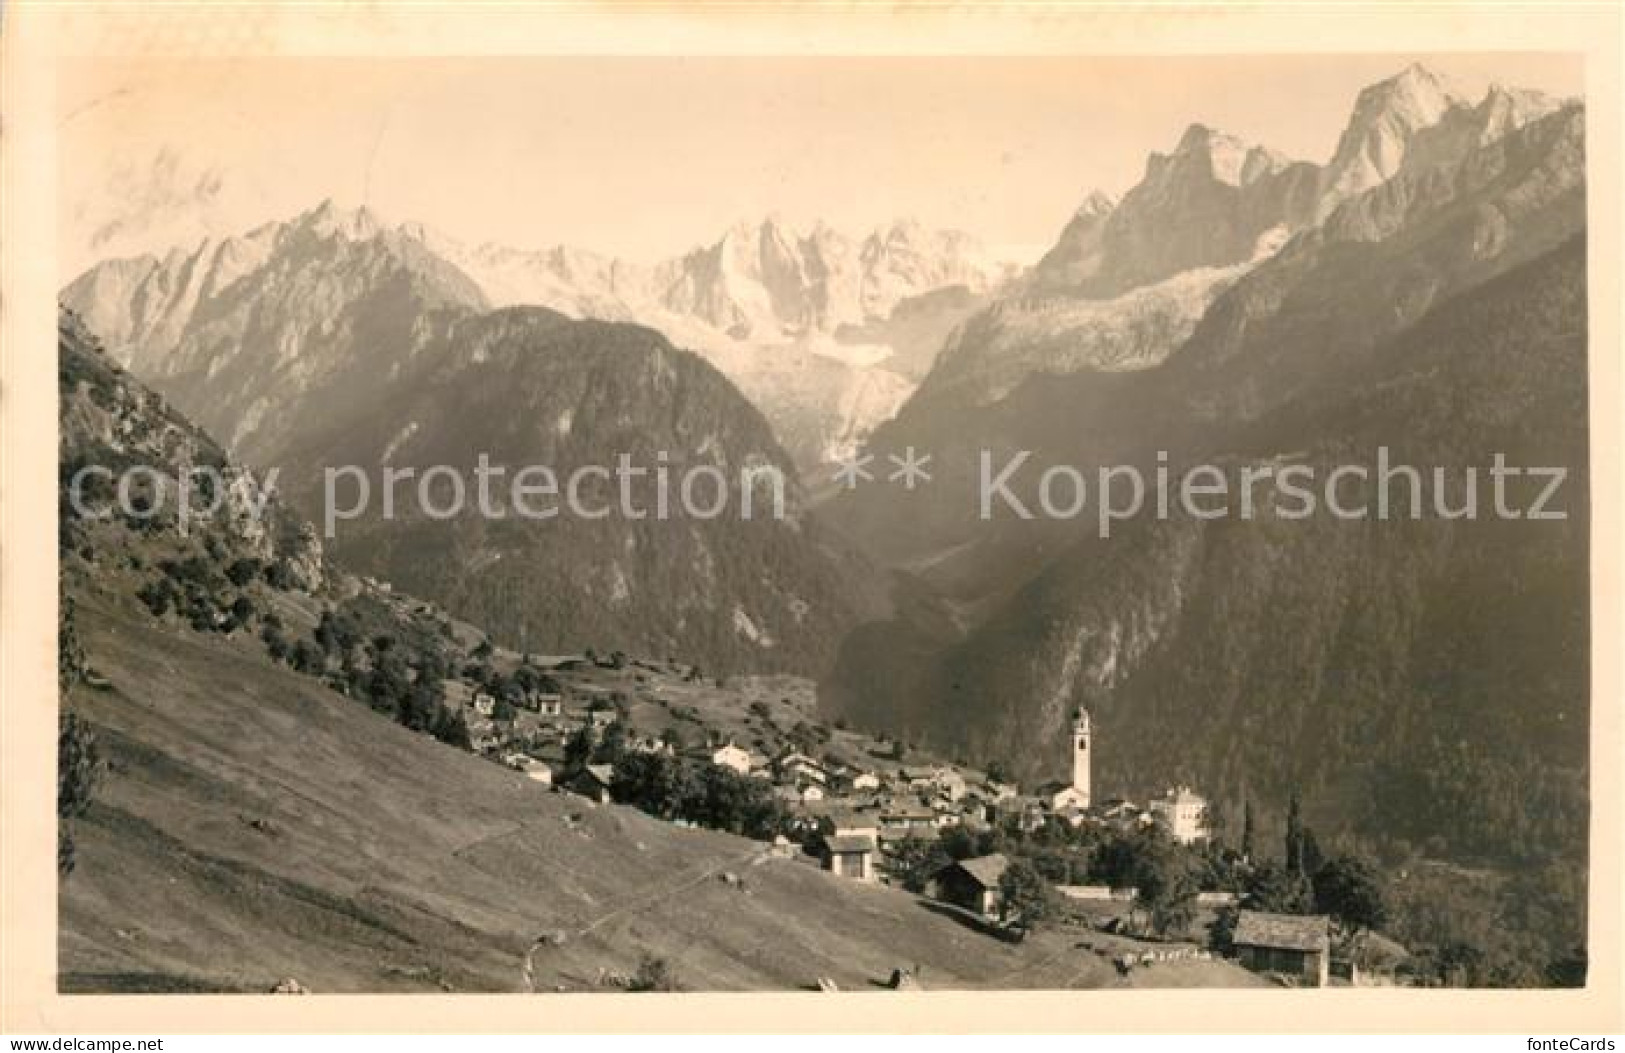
[59,598,1264,993]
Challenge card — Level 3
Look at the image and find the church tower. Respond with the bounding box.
[1071,708,1092,808]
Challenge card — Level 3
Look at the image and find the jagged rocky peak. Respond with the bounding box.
[1029,190,1117,291]
[1148,123,1290,189]
[1064,122,1310,296]
[1317,62,1469,215]
[1472,82,1565,143]
[295,197,386,241]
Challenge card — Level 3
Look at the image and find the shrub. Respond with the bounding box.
[628,954,679,992]
[58,712,101,876]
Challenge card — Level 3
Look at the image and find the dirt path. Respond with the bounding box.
[520,842,770,992]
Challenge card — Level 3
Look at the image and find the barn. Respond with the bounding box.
[1231,910,1331,987]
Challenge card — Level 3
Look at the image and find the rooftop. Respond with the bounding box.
[824,833,878,853]
[953,853,1010,890]
[1232,910,1330,952]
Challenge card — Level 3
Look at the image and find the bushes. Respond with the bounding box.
[226,557,263,587]
[608,752,787,839]
[58,712,101,877]
[628,954,679,992]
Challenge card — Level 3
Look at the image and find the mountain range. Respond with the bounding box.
[67,206,1015,471]
[820,66,1587,870]
[62,306,1243,992]
[60,63,1588,871]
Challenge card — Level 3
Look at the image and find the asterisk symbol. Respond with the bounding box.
[831,450,875,489]
[887,446,933,490]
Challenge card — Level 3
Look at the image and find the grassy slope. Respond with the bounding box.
[59,598,1262,994]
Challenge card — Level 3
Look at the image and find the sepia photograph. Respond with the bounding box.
[2,0,1621,1041]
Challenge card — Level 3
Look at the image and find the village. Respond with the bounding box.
[438,634,1362,989]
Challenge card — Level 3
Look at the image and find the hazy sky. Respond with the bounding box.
[59,53,1583,276]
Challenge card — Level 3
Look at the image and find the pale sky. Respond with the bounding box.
[58,54,1583,277]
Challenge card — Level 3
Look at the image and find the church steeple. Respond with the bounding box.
[1071,708,1092,808]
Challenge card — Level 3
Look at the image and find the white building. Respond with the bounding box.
[711,741,756,775]
[1149,785,1208,844]
[1071,708,1092,809]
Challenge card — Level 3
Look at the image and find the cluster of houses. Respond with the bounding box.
[488,697,1213,883]
[475,683,1339,986]
[773,709,1212,892]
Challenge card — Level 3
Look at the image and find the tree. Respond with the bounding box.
[612,753,697,822]
[1210,904,1241,954]
[430,705,472,749]
[693,764,785,839]
[1285,790,1306,876]
[594,720,628,766]
[1202,799,1226,848]
[890,835,951,893]
[59,597,87,688]
[563,727,595,771]
[628,953,680,992]
[998,858,1057,928]
[939,823,999,862]
[1241,798,1257,862]
[1312,853,1388,937]
[225,557,262,587]
[58,712,101,876]
[1244,860,1314,915]
[1138,845,1200,936]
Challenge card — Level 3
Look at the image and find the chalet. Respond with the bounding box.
[775,751,828,785]
[518,758,553,785]
[878,803,938,838]
[564,763,616,805]
[531,693,564,718]
[471,692,497,718]
[711,742,756,775]
[850,771,882,792]
[1149,786,1208,844]
[899,767,937,791]
[503,752,554,782]
[993,795,1047,833]
[937,854,1009,917]
[819,832,877,881]
[931,767,969,801]
[829,811,880,840]
[1057,885,1136,902]
[980,781,1018,803]
[585,707,618,729]
[1097,798,1152,830]
[627,734,673,756]
[1231,911,1331,987]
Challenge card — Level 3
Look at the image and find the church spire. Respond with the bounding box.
[1071,708,1092,807]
